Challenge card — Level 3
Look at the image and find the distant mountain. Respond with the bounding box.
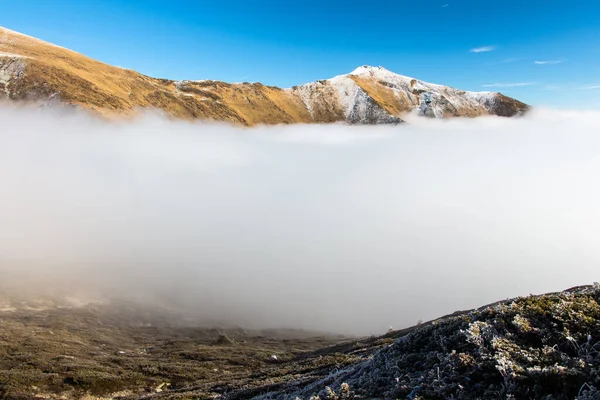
[0,26,528,125]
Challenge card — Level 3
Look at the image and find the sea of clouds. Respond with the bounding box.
[1,106,599,334]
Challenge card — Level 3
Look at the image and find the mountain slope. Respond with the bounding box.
[0,26,528,125]
[245,284,600,400]
[0,284,598,399]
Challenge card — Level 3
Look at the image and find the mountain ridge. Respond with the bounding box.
[0,26,528,125]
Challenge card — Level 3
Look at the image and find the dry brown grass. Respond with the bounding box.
[177,81,313,125]
[0,293,351,399]
[350,75,415,117]
[0,26,528,125]
[0,27,317,125]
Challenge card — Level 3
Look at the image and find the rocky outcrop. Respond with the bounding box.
[0,55,26,98]
[260,284,600,400]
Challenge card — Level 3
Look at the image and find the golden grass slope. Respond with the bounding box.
[0,26,528,125]
[0,26,314,125]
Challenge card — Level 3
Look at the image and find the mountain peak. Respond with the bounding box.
[347,65,417,86]
[350,65,392,75]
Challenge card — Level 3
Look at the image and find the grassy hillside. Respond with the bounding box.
[0,26,528,125]
[0,27,311,124]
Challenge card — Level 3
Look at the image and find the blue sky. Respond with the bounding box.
[1,0,599,108]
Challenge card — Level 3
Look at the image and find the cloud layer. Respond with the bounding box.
[1,106,599,334]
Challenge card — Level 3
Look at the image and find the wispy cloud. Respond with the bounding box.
[534,60,565,65]
[581,85,600,90]
[442,4,449,7]
[482,82,534,88]
[471,46,495,53]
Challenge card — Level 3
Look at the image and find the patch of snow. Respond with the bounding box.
[349,65,497,101]
[174,81,217,101]
[0,51,29,59]
[291,81,322,115]
[179,79,220,85]
[176,80,216,91]
[350,65,418,87]
[327,74,363,117]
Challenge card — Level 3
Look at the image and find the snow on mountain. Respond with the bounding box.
[0,25,528,125]
[292,65,524,124]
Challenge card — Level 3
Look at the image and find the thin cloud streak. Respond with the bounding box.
[535,60,565,65]
[470,46,495,53]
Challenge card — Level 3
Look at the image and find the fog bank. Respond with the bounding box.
[1,106,599,334]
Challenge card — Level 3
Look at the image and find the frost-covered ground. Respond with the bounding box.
[1,284,597,399]
[253,284,600,400]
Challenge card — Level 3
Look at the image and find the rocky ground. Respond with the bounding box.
[257,285,600,400]
[1,285,599,400]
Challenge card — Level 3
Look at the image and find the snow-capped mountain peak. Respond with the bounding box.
[290,65,525,124]
[350,65,409,80]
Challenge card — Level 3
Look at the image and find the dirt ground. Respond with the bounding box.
[0,293,386,399]
[4,286,597,400]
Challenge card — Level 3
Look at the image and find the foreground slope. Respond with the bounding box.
[251,284,600,400]
[0,290,348,399]
[0,26,528,125]
[1,285,598,399]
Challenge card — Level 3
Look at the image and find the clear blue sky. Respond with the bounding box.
[1,0,599,108]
